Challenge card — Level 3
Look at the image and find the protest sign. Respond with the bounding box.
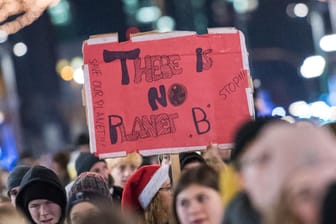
[83,28,254,158]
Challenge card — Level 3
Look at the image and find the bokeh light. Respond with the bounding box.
[13,42,28,57]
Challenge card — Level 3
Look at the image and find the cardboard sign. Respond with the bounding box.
[83,28,254,158]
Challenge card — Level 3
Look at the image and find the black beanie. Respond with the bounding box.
[6,165,30,196]
[75,152,106,176]
[15,165,66,224]
[179,152,206,170]
[67,172,112,223]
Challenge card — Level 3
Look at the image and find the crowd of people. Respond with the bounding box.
[1,117,336,224]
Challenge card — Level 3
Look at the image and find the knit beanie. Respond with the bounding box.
[75,152,106,176]
[179,152,206,170]
[67,172,112,220]
[121,164,169,211]
[6,165,30,196]
[15,165,66,224]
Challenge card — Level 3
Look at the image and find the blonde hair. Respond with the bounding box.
[106,152,142,170]
[144,192,170,224]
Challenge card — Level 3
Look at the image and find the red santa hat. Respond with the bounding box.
[121,164,169,211]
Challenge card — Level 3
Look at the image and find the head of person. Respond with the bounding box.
[239,122,336,219]
[75,152,109,180]
[179,152,206,172]
[122,164,172,224]
[173,165,223,224]
[15,165,67,224]
[106,152,142,188]
[66,172,113,224]
[268,165,336,224]
[75,133,90,152]
[230,116,281,171]
[6,165,30,206]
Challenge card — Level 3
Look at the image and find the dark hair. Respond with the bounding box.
[231,116,283,170]
[173,165,219,224]
[321,181,336,224]
[179,152,206,170]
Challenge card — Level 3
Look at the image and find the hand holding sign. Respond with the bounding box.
[0,0,59,35]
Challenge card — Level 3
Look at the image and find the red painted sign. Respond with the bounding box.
[83,28,254,158]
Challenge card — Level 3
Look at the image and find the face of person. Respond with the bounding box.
[111,162,138,188]
[9,186,20,207]
[70,202,99,224]
[284,167,336,224]
[90,161,109,180]
[239,124,336,215]
[158,179,173,211]
[28,199,62,224]
[176,184,224,224]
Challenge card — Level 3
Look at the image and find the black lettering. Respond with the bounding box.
[148,85,168,111]
[192,107,211,134]
[103,48,140,85]
[108,115,123,144]
[196,48,203,72]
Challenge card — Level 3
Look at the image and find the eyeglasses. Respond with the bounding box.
[159,185,172,192]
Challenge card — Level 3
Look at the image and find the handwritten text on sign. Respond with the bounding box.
[83,30,253,157]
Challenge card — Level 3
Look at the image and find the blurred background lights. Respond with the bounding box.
[330,107,336,121]
[233,0,259,13]
[136,6,161,23]
[300,55,326,78]
[48,0,71,26]
[253,78,261,88]
[289,101,311,118]
[70,57,83,69]
[60,65,73,81]
[0,30,8,43]
[13,42,28,57]
[73,68,84,84]
[271,106,286,117]
[310,101,331,120]
[56,59,69,74]
[293,3,309,18]
[156,16,175,32]
[319,34,336,52]
[286,3,296,18]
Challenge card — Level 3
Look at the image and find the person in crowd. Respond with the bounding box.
[66,172,113,224]
[106,152,142,188]
[51,151,71,187]
[73,152,123,202]
[15,165,67,224]
[173,164,224,224]
[0,203,25,224]
[6,165,30,207]
[72,206,133,224]
[179,151,206,172]
[222,117,280,224]
[67,133,90,180]
[238,121,336,223]
[122,164,172,224]
[267,165,336,224]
